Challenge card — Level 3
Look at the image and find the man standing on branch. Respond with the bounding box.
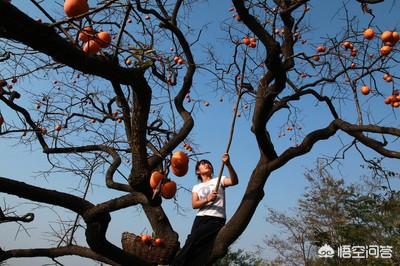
[173,153,239,266]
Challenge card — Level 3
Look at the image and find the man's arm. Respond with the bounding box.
[192,191,217,209]
[222,153,238,187]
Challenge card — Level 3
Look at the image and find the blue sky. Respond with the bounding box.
[1,1,400,265]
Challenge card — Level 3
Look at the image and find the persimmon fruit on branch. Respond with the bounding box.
[160,179,177,199]
[64,0,89,18]
[170,151,189,177]
[363,28,375,39]
[150,171,164,190]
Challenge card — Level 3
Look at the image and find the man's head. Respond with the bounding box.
[195,159,214,181]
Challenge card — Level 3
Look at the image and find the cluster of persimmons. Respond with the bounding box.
[64,1,188,69]
[78,27,112,54]
[137,233,163,248]
[64,0,111,54]
[150,151,189,199]
[359,28,399,108]
[313,27,399,108]
[242,36,257,48]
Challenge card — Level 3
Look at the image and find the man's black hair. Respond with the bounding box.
[195,159,214,181]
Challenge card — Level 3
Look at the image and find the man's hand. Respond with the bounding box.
[222,153,231,165]
[207,191,218,202]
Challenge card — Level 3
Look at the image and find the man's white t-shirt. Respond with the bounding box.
[192,176,226,219]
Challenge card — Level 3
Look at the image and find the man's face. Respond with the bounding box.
[197,161,213,176]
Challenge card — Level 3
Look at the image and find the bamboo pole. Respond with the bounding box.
[214,54,247,191]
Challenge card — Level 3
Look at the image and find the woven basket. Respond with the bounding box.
[121,232,179,265]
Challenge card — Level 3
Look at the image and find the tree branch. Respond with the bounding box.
[355,0,384,3]
[0,212,34,224]
[0,176,93,215]
[0,1,146,85]
[0,245,119,266]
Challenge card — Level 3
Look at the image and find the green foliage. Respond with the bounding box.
[214,248,266,266]
[264,163,400,266]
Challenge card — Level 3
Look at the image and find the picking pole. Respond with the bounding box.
[214,55,247,191]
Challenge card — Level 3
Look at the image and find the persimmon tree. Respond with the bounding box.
[0,0,399,265]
